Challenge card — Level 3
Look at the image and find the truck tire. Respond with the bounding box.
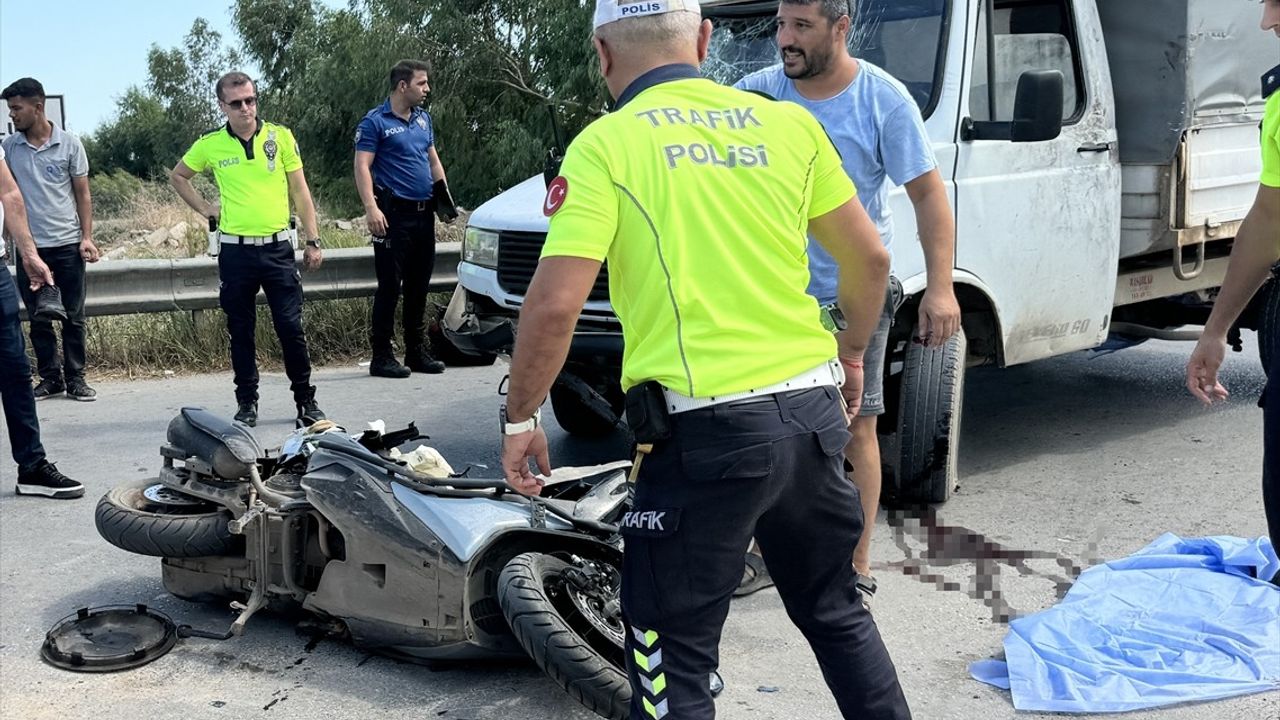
[499,553,630,720]
[896,328,967,504]
[550,382,622,438]
[95,479,240,558]
[1258,278,1280,376]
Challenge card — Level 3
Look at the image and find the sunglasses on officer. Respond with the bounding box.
[223,96,257,110]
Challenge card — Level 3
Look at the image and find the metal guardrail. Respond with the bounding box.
[9,243,460,319]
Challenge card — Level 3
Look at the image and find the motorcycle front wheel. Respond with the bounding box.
[498,552,630,720]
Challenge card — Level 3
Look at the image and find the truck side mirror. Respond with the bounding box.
[1010,70,1064,142]
[962,70,1065,143]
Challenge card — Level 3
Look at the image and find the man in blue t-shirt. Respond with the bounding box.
[354,59,457,378]
[735,0,960,604]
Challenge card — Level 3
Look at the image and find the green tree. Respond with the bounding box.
[231,0,609,211]
[90,0,613,211]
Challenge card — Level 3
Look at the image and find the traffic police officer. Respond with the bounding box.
[170,72,326,428]
[1187,0,1280,582]
[354,59,454,378]
[500,2,912,718]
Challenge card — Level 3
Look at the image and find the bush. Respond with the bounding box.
[91,170,147,217]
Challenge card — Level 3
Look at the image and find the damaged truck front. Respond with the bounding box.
[443,0,1276,503]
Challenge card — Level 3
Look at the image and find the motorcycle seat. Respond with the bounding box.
[166,407,261,479]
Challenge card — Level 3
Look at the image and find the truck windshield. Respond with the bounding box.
[704,0,949,117]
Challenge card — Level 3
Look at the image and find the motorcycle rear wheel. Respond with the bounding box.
[95,479,240,558]
[498,552,629,720]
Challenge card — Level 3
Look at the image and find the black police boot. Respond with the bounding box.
[406,345,446,374]
[370,353,410,379]
[295,388,326,428]
[234,401,258,427]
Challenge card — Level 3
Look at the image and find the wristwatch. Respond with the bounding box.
[305,237,323,249]
[501,406,541,435]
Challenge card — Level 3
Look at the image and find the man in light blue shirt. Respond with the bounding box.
[735,0,960,603]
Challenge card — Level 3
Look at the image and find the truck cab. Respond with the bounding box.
[444,0,1273,502]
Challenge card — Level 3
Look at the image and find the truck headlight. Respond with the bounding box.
[463,227,500,269]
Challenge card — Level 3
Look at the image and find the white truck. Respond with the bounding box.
[442,0,1277,503]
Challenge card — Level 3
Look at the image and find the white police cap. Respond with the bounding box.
[593,0,702,30]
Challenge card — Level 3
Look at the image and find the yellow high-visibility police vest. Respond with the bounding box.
[181,120,303,236]
[541,65,857,397]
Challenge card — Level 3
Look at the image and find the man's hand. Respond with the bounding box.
[1187,335,1230,405]
[365,206,388,237]
[839,356,865,420]
[502,427,551,496]
[80,237,101,263]
[22,255,54,291]
[302,244,323,272]
[918,285,961,347]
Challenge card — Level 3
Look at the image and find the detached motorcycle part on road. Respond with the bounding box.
[93,407,633,718]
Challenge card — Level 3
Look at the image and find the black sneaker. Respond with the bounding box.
[15,461,84,499]
[406,350,446,374]
[234,401,258,427]
[33,378,65,400]
[296,399,326,427]
[369,355,411,379]
[66,378,97,402]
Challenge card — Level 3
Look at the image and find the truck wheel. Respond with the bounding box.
[95,479,240,558]
[499,553,630,720]
[1258,278,1280,376]
[895,328,967,504]
[550,381,623,438]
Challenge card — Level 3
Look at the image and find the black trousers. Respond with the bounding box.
[371,198,436,356]
[217,241,314,404]
[621,386,911,719]
[1263,342,1280,564]
[16,243,87,383]
[1,268,45,472]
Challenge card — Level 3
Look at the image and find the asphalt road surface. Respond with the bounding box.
[1,340,1277,719]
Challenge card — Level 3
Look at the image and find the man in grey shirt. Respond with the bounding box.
[2,77,100,402]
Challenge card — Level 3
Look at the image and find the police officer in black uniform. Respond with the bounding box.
[354,59,458,378]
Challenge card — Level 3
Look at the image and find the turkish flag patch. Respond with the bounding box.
[543,176,569,217]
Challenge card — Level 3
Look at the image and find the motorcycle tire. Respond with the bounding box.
[95,479,240,558]
[499,552,630,720]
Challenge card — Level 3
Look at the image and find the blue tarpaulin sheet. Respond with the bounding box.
[970,534,1280,713]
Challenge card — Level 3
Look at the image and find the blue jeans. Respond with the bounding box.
[1,268,46,472]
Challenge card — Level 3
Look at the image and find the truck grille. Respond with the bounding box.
[497,231,610,302]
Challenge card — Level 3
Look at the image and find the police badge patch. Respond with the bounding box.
[264,129,279,172]
[354,128,362,144]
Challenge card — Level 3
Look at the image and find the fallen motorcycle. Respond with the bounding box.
[92,408,634,718]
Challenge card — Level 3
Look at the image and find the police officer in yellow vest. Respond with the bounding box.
[170,72,326,428]
[1187,0,1280,582]
[500,2,911,717]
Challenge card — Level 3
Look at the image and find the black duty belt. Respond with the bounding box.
[377,192,434,213]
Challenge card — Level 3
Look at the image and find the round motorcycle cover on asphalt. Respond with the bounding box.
[41,605,178,672]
